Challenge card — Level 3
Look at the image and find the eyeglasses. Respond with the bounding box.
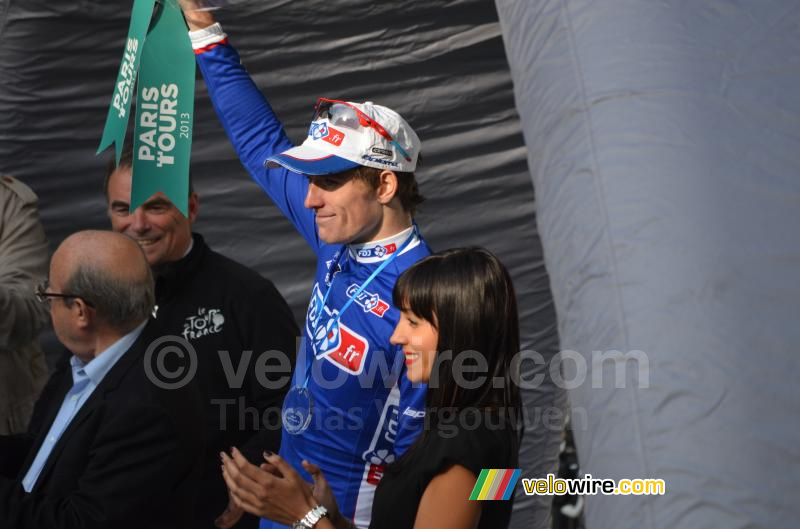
[35,279,95,308]
[313,98,412,162]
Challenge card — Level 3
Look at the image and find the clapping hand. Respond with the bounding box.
[220,448,320,526]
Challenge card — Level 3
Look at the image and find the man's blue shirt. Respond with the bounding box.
[22,321,147,492]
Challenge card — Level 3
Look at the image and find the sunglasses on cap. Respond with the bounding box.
[313,98,412,162]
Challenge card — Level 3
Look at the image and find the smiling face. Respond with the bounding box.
[303,173,384,244]
[390,309,439,383]
[106,166,198,267]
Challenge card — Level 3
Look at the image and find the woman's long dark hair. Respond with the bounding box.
[391,247,523,456]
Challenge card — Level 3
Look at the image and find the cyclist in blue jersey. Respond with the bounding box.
[178,4,431,529]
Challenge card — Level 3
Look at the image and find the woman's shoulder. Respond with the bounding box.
[426,408,519,475]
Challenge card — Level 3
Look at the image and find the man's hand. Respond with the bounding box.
[176,0,217,31]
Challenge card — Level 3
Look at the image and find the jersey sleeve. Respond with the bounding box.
[191,25,321,252]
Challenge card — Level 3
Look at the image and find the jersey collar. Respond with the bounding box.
[348,226,419,264]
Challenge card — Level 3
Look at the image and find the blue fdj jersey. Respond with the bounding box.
[194,28,430,529]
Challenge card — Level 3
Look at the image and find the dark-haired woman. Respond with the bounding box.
[220,247,522,529]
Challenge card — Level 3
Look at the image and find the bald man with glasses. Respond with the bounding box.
[0,230,205,529]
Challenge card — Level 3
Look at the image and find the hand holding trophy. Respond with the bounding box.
[168,0,216,29]
[169,0,247,29]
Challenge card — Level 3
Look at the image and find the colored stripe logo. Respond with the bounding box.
[470,469,521,500]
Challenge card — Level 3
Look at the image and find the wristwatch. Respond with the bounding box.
[293,505,329,529]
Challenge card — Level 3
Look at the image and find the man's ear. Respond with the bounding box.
[187,192,200,223]
[376,170,399,205]
[72,298,93,331]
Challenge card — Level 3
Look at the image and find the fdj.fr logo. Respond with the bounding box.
[182,307,224,341]
[356,243,396,259]
[346,284,390,317]
[309,122,329,140]
[309,122,345,146]
[305,284,370,374]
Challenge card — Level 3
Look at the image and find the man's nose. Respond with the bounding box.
[129,208,150,232]
[304,182,324,209]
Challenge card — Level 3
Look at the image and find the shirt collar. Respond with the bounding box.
[154,233,207,304]
[72,320,148,386]
[348,226,418,264]
[182,237,194,258]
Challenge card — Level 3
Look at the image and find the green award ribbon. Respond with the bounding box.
[131,0,195,216]
[96,0,157,165]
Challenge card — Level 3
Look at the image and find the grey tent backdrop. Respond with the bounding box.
[497,0,800,528]
[0,0,563,527]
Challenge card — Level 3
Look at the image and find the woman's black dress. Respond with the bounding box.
[369,411,519,529]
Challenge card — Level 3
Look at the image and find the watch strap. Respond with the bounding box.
[294,505,329,529]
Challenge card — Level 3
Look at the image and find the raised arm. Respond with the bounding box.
[177,1,320,250]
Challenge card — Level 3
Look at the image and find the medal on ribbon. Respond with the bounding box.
[282,227,418,436]
[282,386,314,435]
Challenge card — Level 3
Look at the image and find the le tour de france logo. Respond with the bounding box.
[182,307,225,341]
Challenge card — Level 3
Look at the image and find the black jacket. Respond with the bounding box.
[0,321,206,529]
[151,233,299,527]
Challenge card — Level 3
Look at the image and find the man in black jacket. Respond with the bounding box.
[0,230,205,529]
[104,149,299,529]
